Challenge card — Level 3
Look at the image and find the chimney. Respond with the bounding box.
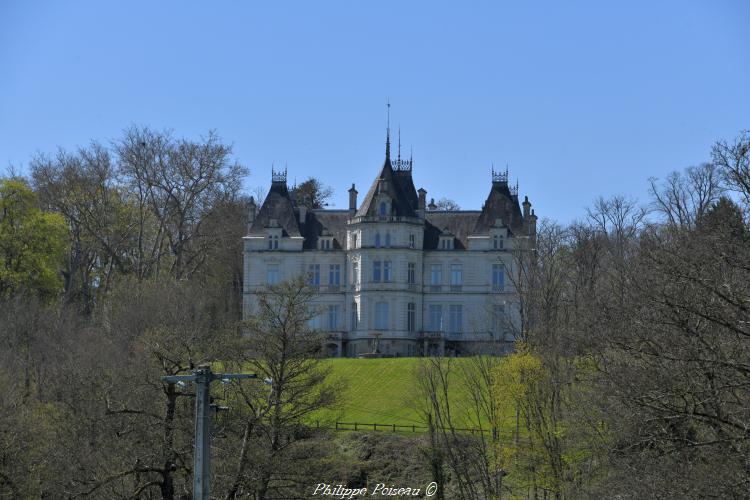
[247,197,257,233]
[522,195,531,219]
[299,205,307,224]
[530,209,537,236]
[428,198,437,211]
[348,183,358,213]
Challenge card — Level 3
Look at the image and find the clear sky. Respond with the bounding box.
[1,1,748,223]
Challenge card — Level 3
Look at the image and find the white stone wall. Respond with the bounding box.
[244,218,523,356]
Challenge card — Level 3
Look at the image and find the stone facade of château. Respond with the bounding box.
[243,133,537,357]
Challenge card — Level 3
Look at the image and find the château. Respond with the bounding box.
[243,131,537,357]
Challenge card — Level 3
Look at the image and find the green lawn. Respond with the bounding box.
[311,357,516,433]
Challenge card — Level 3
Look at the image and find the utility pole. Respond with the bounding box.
[163,364,256,500]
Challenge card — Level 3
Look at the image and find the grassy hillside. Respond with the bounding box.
[311,357,514,431]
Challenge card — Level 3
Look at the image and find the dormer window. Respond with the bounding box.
[374,233,381,248]
[319,237,333,251]
[493,234,504,250]
[439,236,454,250]
[379,202,387,216]
[267,234,279,250]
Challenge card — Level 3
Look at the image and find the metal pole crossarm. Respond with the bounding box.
[214,373,258,381]
[162,374,197,383]
[159,366,257,500]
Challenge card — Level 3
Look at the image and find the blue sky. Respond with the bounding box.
[1,1,748,223]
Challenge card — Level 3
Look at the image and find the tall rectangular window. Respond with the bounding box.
[492,263,505,291]
[352,233,358,249]
[308,264,320,286]
[327,305,340,330]
[450,264,462,286]
[375,302,389,330]
[329,264,341,285]
[407,302,416,332]
[429,305,443,331]
[383,261,392,282]
[449,305,463,333]
[430,265,442,285]
[266,264,279,285]
[409,234,415,248]
[407,262,416,284]
[373,261,382,282]
[352,262,359,285]
[351,302,358,330]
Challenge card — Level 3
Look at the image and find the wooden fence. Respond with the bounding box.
[311,420,496,436]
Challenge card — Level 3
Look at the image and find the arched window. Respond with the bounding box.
[374,233,381,248]
[385,232,391,247]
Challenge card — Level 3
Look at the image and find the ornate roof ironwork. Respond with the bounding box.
[271,166,287,183]
[392,157,413,171]
[491,166,509,184]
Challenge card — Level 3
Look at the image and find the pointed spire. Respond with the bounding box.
[385,99,391,162]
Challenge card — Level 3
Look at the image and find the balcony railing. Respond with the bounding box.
[429,284,442,292]
[348,215,423,225]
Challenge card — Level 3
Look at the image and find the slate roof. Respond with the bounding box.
[355,154,418,218]
[474,181,525,234]
[300,210,349,250]
[393,169,419,211]
[248,180,301,237]
[424,211,481,250]
[249,147,528,250]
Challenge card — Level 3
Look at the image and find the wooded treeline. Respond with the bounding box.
[1,127,748,499]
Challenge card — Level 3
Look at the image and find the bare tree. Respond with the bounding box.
[648,163,724,228]
[290,177,333,209]
[114,126,248,280]
[225,277,338,499]
[434,197,461,211]
[712,130,750,224]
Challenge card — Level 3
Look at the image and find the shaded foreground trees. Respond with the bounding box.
[0,276,339,499]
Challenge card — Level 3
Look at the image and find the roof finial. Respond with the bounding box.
[385,99,391,161]
[398,126,402,162]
